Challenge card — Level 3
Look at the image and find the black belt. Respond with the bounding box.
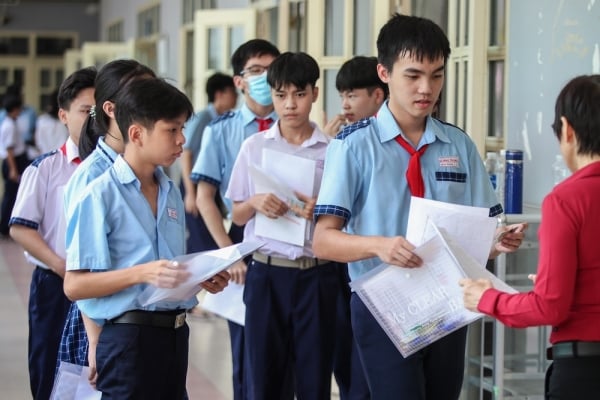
[547,341,600,360]
[108,310,187,329]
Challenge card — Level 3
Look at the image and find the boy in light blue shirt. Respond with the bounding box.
[64,78,229,398]
[313,14,526,400]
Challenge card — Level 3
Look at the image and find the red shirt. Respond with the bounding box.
[478,161,600,344]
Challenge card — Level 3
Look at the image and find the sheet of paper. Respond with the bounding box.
[50,362,101,400]
[350,222,516,357]
[201,282,245,326]
[406,196,497,267]
[251,148,316,246]
[138,240,263,306]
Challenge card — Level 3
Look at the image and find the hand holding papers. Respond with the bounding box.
[138,241,263,307]
[351,223,515,357]
[250,148,316,246]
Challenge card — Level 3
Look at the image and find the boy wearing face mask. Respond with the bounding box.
[190,38,280,400]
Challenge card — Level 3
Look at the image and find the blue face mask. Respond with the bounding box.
[247,72,273,106]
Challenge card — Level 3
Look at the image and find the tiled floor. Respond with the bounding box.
[0,237,233,399]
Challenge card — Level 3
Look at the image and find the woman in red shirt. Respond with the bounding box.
[460,74,600,399]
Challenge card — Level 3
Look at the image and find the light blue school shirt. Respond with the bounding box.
[183,103,218,163]
[65,155,196,324]
[314,102,502,280]
[63,137,118,217]
[190,103,277,212]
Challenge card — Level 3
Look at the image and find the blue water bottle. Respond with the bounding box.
[504,150,523,214]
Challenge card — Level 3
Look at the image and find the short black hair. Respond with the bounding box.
[267,52,320,91]
[377,13,450,72]
[206,72,235,103]
[552,74,600,155]
[2,93,22,112]
[336,56,388,98]
[114,78,194,143]
[57,66,97,111]
[231,39,280,76]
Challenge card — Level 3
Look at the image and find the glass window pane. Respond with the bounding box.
[267,8,278,48]
[36,37,73,56]
[0,37,29,55]
[488,60,505,138]
[462,61,468,126]
[13,69,24,86]
[40,69,51,88]
[288,1,306,52]
[324,69,341,124]
[185,30,194,92]
[464,0,470,46]
[229,26,244,63]
[208,27,223,69]
[489,0,506,46]
[325,0,344,56]
[55,70,64,87]
[0,69,8,86]
[353,0,372,55]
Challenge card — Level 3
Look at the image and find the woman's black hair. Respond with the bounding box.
[78,59,156,159]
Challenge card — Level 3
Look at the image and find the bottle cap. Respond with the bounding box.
[505,150,523,160]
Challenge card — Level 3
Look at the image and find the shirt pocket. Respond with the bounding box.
[434,171,468,200]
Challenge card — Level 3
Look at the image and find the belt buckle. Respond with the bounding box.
[174,313,186,329]
[299,257,315,269]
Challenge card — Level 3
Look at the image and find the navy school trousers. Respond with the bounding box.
[95,321,189,399]
[244,259,341,400]
[350,293,468,400]
[28,266,71,399]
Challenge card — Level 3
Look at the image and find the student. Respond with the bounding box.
[34,88,69,154]
[0,83,38,161]
[461,74,600,399]
[323,55,388,136]
[59,59,156,384]
[181,72,237,253]
[0,93,28,236]
[191,38,280,400]
[312,14,526,400]
[63,78,230,399]
[226,51,341,400]
[8,67,96,400]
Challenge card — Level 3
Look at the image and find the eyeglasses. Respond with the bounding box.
[240,64,269,77]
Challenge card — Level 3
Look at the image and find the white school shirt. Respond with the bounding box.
[9,138,80,268]
[226,121,329,259]
[0,117,26,158]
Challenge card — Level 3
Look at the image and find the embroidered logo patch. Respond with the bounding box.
[439,156,459,168]
[167,207,178,220]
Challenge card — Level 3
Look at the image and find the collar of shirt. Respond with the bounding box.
[206,103,218,120]
[96,136,118,164]
[63,136,81,163]
[375,101,451,149]
[239,102,278,129]
[263,121,330,147]
[112,155,173,194]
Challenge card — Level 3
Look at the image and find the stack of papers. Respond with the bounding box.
[350,198,516,357]
[251,148,316,246]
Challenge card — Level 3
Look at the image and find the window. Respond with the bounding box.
[447,0,506,154]
[182,0,215,24]
[0,37,29,55]
[137,4,160,37]
[107,20,124,42]
[36,37,74,56]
